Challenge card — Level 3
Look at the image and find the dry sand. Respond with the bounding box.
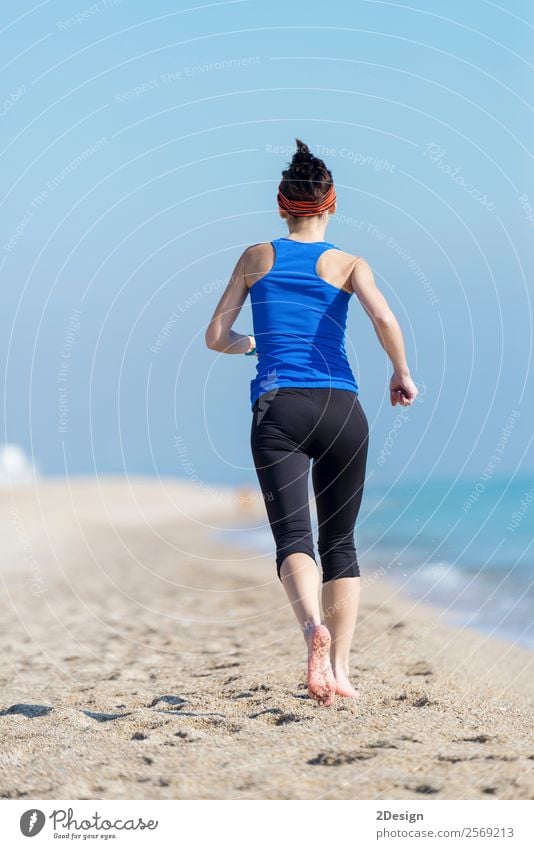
[1,477,533,800]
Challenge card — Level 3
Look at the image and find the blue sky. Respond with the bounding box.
[1,0,533,490]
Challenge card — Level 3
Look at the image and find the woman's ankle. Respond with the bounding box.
[331,659,350,677]
[302,618,323,641]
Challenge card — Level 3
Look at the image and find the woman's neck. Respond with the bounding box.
[286,223,328,242]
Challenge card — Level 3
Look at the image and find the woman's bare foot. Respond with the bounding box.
[306,624,336,707]
[333,665,359,699]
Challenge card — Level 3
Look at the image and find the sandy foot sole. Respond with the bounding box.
[307,625,336,707]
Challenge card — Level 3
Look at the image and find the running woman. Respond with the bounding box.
[205,139,418,706]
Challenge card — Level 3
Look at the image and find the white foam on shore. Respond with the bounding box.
[415,561,466,590]
[0,444,36,487]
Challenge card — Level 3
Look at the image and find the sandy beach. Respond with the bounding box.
[1,477,533,801]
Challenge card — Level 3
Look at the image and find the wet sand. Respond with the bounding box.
[1,477,533,800]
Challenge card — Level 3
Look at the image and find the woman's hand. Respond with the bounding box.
[390,371,418,406]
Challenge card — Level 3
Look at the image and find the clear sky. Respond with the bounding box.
[1,0,533,490]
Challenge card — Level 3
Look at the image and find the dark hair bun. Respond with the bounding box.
[279,138,334,206]
[293,138,314,163]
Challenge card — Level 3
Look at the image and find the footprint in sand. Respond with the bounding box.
[249,707,284,720]
[368,740,398,749]
[174,730,199,742]
[308,751,376,766]
[392,692,434,707]
[407,783,441,795]
[405,661,433,676]
[1,789,29,799]
[412,694,433,708]
[166,711,225,718]
[82,710,132,722]
[249,709,307,726]
[275,713,306,726]
[148,695,187,709]
[0,703,53,718]
[457,734,493,744]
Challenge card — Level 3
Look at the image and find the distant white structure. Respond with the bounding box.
[0,444,36,485]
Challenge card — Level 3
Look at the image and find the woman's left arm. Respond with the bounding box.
[204,248,255,354]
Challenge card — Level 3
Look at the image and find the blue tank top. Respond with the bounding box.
[249,237,359,409]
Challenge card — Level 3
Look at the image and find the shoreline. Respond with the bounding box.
[214,515,534,654]
[1,477,533,800]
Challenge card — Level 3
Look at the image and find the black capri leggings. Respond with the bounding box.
[250,387,369,583]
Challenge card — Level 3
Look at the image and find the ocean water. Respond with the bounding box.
[216,475,534,649]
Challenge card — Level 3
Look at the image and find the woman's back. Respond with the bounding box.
[247,237,359,409]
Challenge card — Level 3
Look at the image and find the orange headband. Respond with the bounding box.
[277,184,336,217]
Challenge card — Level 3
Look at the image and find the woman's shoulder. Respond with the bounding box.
[317,246,367,294]
[243,242,276,288]
[244,241,275,257]
[328,243,364,264]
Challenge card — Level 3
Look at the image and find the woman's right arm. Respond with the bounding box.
[350,257,418,407]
